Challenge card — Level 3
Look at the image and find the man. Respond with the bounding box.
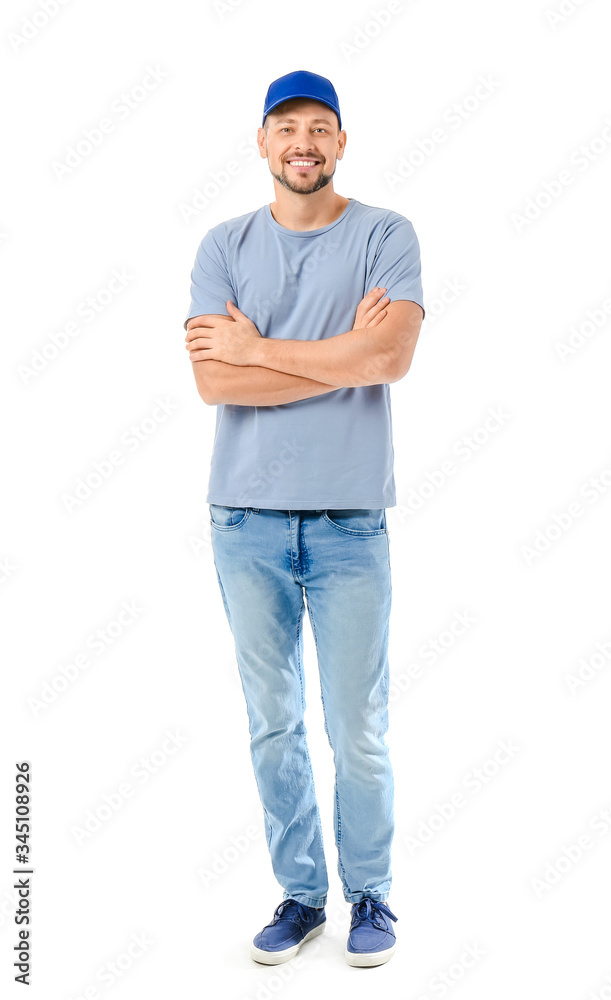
[184,70,425,968]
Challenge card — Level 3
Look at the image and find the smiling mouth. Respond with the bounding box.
[286,159,321,171]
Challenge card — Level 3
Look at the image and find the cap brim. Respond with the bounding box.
[263,94,340,128]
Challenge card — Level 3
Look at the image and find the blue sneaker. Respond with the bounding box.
[345,898,398,967]
[251,899,326,965]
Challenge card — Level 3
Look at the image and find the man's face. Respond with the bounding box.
[258,100,346,195]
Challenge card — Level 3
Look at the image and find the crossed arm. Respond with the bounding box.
[185,292,424,406]
[187,354,345,407]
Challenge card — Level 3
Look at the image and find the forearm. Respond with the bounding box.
[191,359,342,406]
[250,327,391,388]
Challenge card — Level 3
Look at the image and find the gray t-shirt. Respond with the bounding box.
[184,197,425,509]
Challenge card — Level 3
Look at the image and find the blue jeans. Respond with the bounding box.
[209,505,394,908]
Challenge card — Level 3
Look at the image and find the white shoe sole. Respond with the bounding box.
[345,942,396,967]
[251,921,325,965]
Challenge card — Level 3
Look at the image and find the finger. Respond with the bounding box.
[357,289,379,311]
[188,343,214,356]
[186,337,211,351]
[364,310,386,328]
[185,320,216,339]
[370,296,390,313]
[368,309,387,327]
[361,298,389,324]
[186,327,213,343]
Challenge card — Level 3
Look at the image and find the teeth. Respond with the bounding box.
[289,160,317,166]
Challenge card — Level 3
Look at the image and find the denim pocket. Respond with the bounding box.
[323,508,387,535]
[209,504,251,530]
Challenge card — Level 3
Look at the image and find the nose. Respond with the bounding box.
[289,126,318,152]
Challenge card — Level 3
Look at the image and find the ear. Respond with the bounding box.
[257,127,268,158]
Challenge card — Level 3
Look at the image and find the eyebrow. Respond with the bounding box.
[273,117,333,126]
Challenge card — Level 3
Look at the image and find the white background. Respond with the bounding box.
[2,0,611,996]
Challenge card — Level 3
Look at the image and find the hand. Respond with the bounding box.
[185,302,262,366]
[352,287,390,330]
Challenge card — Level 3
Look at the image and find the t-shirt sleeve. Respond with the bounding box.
[367,216,425,321]
[183,228,235,331]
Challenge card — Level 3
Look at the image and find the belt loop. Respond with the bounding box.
[252,508,260,513]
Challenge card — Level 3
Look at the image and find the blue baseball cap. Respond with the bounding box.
[262,70,342,131]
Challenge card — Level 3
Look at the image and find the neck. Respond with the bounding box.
[269,188,350,231]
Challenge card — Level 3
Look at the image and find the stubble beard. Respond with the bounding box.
[270,158,336,195]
